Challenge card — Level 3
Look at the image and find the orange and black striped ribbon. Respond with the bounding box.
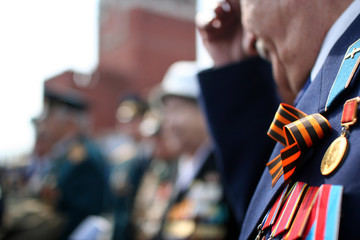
[267,104,332,186]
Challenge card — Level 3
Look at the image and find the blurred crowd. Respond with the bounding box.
[0,59,239,240]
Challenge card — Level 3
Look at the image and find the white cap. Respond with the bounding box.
[161,61,199,100]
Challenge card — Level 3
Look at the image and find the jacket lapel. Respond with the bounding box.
[319,13,360,113]
[296,14,360,115]
[240,143,286,240]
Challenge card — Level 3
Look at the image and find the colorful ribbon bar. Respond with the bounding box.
[303,184,343,240]
[267,104,332,186]
[303,193,318,240]
[262,184,290,230]
[341,97,360,127]
[284,186,320,240]
[270,182,307,238]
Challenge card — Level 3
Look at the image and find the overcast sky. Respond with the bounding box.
[0,0,99,161]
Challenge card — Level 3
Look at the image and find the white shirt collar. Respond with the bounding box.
[310,0,360,82]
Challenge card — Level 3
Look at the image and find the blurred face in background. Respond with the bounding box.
[116,100,147,142]
[116,117,144,142]
[162,96,208,156]
[149,128,181,161]
[42,108,72,144]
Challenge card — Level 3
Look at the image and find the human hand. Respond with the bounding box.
[196,0,247,67]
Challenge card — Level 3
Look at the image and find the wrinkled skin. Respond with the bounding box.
[240,0,351,98]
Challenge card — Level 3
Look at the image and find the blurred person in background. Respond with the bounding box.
[109,95,154,240]
[36,87,110,239]
[24,117,54,196]
[130,90,180,240]
[0,112,62,240]
[2,87,111,240]
[43,88,111,239]
[155,61,239,240]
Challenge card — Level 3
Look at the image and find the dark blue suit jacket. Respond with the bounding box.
[198,58,279,228]
[199,14,360,240]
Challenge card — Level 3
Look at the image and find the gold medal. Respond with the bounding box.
[321,97,360,176]
[321,136,349,175]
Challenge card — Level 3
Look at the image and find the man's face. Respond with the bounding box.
[43,110,69,143]
[162,96,208,155]
[240,0,325,96]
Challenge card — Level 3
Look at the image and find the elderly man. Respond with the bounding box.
[198,0,360,239]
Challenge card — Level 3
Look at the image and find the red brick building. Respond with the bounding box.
[45,0,196,135]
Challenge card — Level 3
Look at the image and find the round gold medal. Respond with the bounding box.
[321,136,349,175]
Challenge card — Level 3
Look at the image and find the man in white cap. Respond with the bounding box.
[156,61,239,240]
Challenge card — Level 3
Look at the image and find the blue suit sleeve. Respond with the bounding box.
[198,58,280,227]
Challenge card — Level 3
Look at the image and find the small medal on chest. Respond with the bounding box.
[321,97,360,175]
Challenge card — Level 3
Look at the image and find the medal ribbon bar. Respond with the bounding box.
[303,185,343,240]
[284,186,319,240]
[341,97,360,129]
[270,182,307,238]
[262,184,289,230]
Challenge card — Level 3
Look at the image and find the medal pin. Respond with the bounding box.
[321,97,360,175]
